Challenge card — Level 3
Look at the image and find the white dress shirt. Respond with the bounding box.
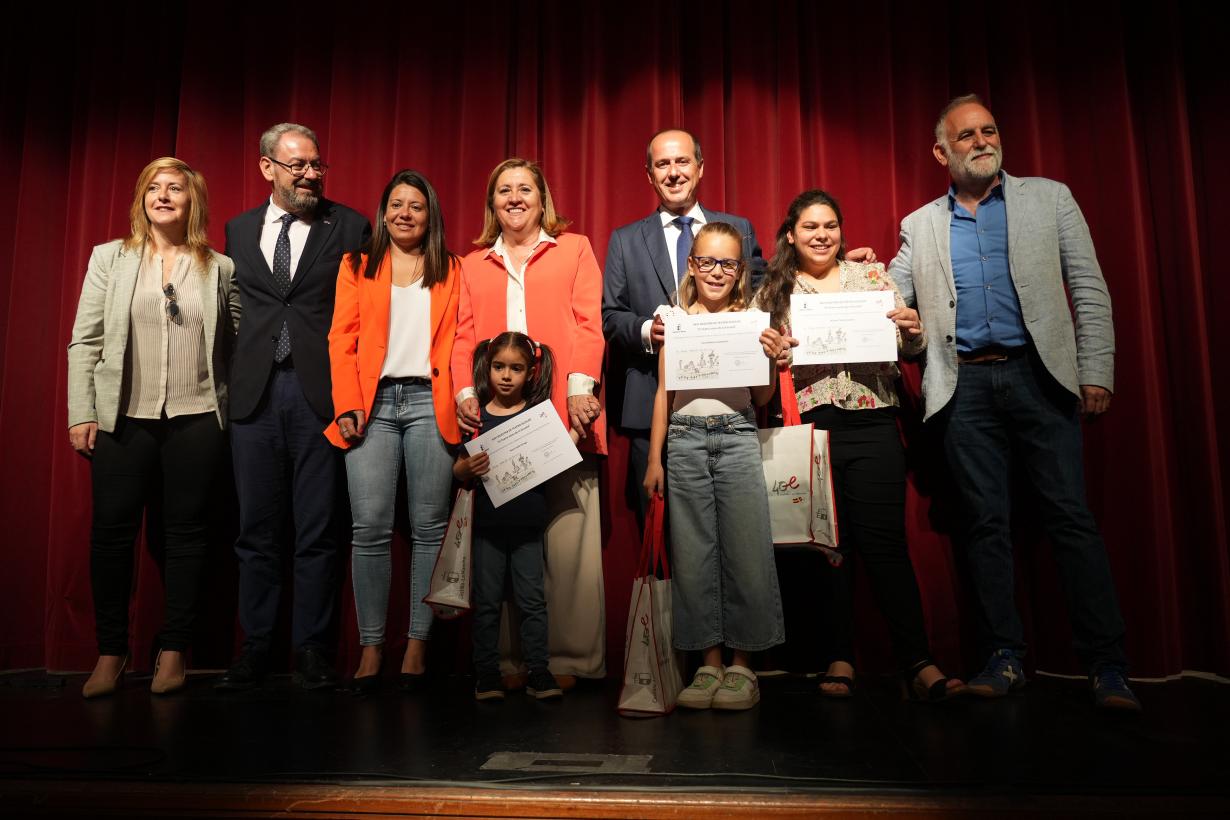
[260,197,312,279]
[641,203,708,352]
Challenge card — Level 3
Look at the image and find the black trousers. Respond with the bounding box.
[90,412,224,655]
[230,367,341,654]
[802,405,932,672]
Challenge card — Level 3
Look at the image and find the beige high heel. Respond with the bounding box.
[82,654,128,699]
[150,649,187,695]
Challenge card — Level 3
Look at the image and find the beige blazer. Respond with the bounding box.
[66,239,241,432]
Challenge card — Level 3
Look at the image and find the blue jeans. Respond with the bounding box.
[941,352,1128,672]
[472,526,549,674]
[666,410,785,652]
[344,380,455,644]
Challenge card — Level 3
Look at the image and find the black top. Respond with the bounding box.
[473,404,548,530]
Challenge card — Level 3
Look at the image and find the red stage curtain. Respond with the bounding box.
[2,1,1226,678]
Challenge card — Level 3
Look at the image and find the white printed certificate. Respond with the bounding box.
[663,310,771,391]
[464,405,582,508]
[790,291,897,365]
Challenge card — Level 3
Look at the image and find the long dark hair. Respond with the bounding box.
[758,189,846,327]
[471,331,556,408]
[349,169,456,285]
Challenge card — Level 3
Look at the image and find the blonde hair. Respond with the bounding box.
[677,222,750,312]
[474,158,571,247]
[124,157,212,269]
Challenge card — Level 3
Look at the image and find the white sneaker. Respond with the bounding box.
[676,665,725,710]
[712,665,760,711]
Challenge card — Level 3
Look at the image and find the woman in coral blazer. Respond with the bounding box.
[451,158,607,685]
[327,169,460,694]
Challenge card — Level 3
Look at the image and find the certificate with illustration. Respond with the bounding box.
[789,291,897,365]
[663,310,771,391]
[464,404,582,508]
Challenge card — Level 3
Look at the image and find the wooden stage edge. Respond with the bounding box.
[4,781,1229,819]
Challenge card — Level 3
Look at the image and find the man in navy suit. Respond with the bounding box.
[602,129,765,526]
[216,123,371,691]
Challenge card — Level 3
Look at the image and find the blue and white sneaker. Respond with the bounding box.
[966,649,1026,697]
[1091,667,1142,712]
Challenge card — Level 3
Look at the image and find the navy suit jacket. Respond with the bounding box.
[601,206,763,430]
[225,197,371,422]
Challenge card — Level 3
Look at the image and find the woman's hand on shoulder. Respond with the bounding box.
[846,246,877,264]
[69,422,98,458]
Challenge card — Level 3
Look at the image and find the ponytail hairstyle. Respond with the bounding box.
[677,221,750,311]
[471,331,557,408]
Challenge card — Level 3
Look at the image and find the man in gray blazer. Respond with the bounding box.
[602,129,764,526]
[889,95,1138,710]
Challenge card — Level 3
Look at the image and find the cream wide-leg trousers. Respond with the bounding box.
[498,455,606,678]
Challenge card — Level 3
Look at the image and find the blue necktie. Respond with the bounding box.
[272,212,295,362]
[673,215,694,286]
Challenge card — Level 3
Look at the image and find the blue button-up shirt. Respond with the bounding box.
[949,179,1028,352]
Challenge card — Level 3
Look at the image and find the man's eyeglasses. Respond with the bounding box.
[691,256,741,274]
[266,158,329,177]
[163,283,181,325]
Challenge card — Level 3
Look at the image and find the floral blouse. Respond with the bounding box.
[760,260,926,412]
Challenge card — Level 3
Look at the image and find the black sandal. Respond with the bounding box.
[817,674,855,698]
[902,661,963,703]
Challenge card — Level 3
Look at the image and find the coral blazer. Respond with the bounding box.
[326,251,461,448]
[451,232,606,454]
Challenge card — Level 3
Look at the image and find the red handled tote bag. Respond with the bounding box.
[618,494,684,717]
[759,367,839,552]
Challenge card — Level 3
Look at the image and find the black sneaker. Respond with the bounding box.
[526,668,563,700]
[214,650,267,691]
[475,671,505,701]
[293,647,339,690]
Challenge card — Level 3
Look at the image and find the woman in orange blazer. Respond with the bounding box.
[327,169,460,694]
[451,158,607,685]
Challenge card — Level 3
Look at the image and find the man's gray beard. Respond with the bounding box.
[279,181,321,215]
[952,144,1003,184]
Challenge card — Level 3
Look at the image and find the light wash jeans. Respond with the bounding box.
[344,379,455,644]
[666,409,785,652]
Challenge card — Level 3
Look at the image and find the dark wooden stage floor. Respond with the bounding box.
[1,669,1227,818]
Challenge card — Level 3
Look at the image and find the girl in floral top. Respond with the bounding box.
[755,189,963,702]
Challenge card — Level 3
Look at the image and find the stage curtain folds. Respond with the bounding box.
[1,1,1226,678]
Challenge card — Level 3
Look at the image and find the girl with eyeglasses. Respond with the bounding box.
[643,221,788,711]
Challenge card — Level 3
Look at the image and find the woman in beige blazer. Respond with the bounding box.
[66,157,240,697]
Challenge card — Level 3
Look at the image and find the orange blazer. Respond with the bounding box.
[326,251,461,448]
[451,232,606,454]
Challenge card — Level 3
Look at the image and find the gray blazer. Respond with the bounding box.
[888,172,1114,422]
[66,239,241,432]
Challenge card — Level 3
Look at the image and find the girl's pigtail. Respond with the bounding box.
[526,341,556,408]
[471,339,493,406]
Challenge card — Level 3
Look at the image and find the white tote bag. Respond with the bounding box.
[760,368,840,553]
[618,495,684,717]
[422,487,474,619]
